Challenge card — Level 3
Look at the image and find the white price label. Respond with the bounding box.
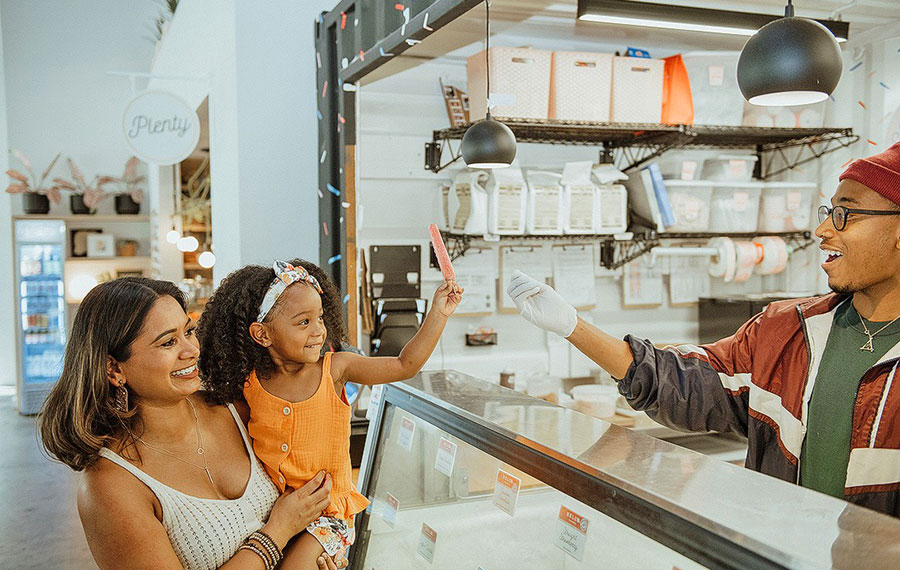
[383,493,399,528]
[365,384,385,421]
[680,160,697,181]
[787,191,803,211]
[733,191,749,212]
[397,416,415,451]
[708,65,725,87]
[492,469,520,517]
[728,159,747,180]
[554,506,589,561]
[417,523,437,563]
[434,437,458,477]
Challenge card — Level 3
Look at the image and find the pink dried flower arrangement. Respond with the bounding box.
[52,158,118,210]
[5,150,62,204]
[115,156,145,203]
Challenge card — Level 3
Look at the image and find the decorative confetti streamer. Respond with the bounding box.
[395,3,404,9]
[316,51,321,69]
[338,114,346,124]
[355,18,359,26]
[322,81,328,98]
[341,57,349,69]
[341,201,350,208]
[858,100,866,110]
[829,95,836,102]
[317,109,323,120]
[327,184,341,196]
[359,49,365,62]
[339,216,344,223]
[423,13,433,31]
[320,149,327,163]
[343,294,350,304]
[328,254,342,265]
[322,222,329,236]
[340,12,347,29]
[849,61,863,71]
[867,139,878,145]
[317,188,324,199]
[379,47,393,57]
[337,78,343,88]
[841,158,854,168]
[880,82,890,90]
[867,70,876,79]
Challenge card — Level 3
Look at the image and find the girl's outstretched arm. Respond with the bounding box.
[332,281,462,386]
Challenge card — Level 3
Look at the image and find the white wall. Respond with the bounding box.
[150,0,331,284]
[0,7,12,386]
[356,28,896,383]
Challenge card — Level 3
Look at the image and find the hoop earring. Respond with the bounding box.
[115,383,129,413]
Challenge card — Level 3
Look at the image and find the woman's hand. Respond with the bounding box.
[264,471,332,548]
[432,280,464,318]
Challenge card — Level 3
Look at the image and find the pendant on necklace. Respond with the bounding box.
[860,337,875,352]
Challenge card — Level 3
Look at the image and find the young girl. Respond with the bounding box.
[199,259,462,568]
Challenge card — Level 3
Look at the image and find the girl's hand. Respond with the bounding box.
[432,281,463,318]
[264,471,332,547]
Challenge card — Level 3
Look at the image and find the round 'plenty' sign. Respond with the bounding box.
[122,91,200,165]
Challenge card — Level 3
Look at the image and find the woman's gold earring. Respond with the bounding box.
[115,382,129,413]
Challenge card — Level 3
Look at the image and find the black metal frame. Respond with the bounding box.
[425,120,858,176]
[437,230,814,270]
[351,382,790,570]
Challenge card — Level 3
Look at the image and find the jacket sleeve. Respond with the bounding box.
[617,312,763,437]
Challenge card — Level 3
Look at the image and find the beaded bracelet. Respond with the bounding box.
[249,531,282,566]
[239,541,274,570]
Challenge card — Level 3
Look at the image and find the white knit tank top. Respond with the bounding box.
[98,404,280,570]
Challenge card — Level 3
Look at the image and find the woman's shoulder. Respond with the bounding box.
[79,454,159,520]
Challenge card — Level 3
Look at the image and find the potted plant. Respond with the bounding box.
[4,150,62,214]
[53,158,116,215]
[112,156,145,215]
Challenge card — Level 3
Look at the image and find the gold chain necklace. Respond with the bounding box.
[856,311,900,352]
[137,397,215,487]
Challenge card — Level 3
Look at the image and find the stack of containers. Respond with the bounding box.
[758,182,817,231]
[663,180,715,231]
[549,51,613,122]
[702,154,763,233]
[681,52,744,126]
[467,47,552,120]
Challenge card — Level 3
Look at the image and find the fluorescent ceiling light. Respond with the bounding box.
[577,0,849,42]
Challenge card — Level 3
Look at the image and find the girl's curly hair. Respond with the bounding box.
[198,259,347,405]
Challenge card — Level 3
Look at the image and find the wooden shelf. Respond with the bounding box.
[14,215,150,223]
[183,263,213,271]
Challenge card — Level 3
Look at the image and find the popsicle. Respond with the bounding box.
[428,224,455,281]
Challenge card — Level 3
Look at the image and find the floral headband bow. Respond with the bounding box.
[256,260,323,322]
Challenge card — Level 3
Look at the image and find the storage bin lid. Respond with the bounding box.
[663,180,716,187]
[763,181,818,189]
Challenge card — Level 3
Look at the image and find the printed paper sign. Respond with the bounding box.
[383,493,399,528]
[708,65,725,87]
[365,384,385,421]
[554,506,589,561]
[417,523,437,563]
[728,159,747,180]
[397,416,415,451]
[434,437,457,477]
[492,469,521,516]
[679,160,697,181]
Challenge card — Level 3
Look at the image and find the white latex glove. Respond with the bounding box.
[506,270,577,337]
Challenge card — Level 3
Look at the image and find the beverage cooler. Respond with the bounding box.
[14,219,66,415]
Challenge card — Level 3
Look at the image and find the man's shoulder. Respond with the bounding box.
[760,293,844,321]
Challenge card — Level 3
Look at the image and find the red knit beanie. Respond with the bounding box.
[839,141,900,206]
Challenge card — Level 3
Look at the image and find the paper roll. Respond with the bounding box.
[755,236,789,275]
[733,241,759,283]
[707,237,736,282]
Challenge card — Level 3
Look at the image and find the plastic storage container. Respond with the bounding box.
[549,51,613,122]
[662,180,714,232]
[571,384,618,419]
[758,182,817,232]
[486,167,528,235]
[595,184,628,234]
[709,182,763,232]
[467,47,552,121]
[742,102,826,128]
[681,51,744,126]
[525,171,565,235]
[611,56,664,124]
[700,154,758,182]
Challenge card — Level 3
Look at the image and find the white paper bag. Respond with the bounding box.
[525,170,565,235]
[448,170,490,235]
[561,161,596,234]
[486,166,527,235]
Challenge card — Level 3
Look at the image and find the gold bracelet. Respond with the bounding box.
[239,542,274,570]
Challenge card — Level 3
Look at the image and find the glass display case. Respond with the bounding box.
[351,371,900,570]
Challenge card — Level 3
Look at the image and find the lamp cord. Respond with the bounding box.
[485,0,491,118]
[785,0,794,17]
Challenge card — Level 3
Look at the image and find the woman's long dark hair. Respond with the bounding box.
[39,278,187,471]
[199,259,347,405]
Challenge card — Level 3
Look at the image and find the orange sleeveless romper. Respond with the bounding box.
[243,352,369,524]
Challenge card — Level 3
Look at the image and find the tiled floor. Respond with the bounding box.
[0,394,97,569]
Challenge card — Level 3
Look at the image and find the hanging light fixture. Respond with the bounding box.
[177,235,199,252]
[461,0,517,169]
[198,248,216,268]
[165,225,180,244]
[737,0,843,106]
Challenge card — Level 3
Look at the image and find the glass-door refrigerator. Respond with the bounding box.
[14,219,66,415]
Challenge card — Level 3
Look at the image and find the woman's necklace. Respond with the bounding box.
[856,311,900,352]
[138,397,215,487]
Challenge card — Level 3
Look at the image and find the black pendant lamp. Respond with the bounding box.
[461,0,516,169]
[737,0,842,106]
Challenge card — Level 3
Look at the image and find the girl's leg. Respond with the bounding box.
[280,532,326,570]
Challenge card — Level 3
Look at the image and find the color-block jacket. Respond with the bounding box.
[620,293,900,517]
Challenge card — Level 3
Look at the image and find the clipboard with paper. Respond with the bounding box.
[499,245,552,313]
[451,247,497,316]
[551,244,597,311]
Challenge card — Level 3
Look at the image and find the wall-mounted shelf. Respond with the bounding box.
[424,120,858,177]
[440,231,814,271]
[14,214,150,223]
[65,256,151,264]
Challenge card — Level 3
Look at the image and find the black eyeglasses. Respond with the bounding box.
[817,205,900,231]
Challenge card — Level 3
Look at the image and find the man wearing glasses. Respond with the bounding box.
[507,142,900,517]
